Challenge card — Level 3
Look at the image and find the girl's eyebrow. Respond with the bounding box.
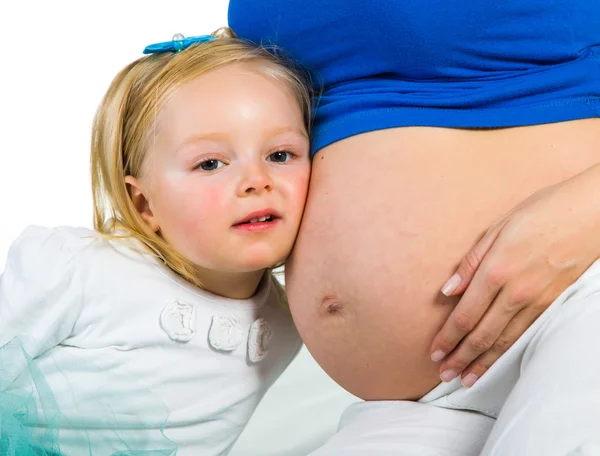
[175,133,228,154]
[266,126,309,139]
[177,126,308,152]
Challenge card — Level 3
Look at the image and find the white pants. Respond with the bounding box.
[309,400,494,455]
[312,260,600,456]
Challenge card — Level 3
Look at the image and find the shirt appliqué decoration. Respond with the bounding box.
[247,318,273,363]
[160,300,196,342]
[208,315,244,351]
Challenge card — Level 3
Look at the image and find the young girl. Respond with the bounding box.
[0,28,311,455]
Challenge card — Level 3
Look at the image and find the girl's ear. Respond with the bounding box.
[124,176,160,233]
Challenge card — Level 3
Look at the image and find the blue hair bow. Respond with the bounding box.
[143,34,216,54]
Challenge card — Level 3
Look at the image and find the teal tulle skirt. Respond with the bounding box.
[0,339,177,456]
[0,339,62,455]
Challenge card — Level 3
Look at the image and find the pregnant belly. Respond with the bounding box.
[285,119,600,400]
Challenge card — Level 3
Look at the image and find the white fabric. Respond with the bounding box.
[314,260,600,455]
[0,225,302,455]
[309,401,494,456]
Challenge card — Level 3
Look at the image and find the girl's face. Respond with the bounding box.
[130,62,310,276]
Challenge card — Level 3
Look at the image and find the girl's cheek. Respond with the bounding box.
[294,172,311,197]
[199,182,226,203]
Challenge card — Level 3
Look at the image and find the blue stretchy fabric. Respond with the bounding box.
[228,0,600,155]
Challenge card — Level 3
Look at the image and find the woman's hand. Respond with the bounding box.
[430,163,600,388]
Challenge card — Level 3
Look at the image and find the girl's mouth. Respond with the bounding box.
[233,212,280,231]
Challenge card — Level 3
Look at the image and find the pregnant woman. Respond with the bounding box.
[229,1,600,454]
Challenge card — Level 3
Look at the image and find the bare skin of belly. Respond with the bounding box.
[285,118,600,401]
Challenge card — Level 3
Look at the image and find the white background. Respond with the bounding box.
[0,2,358,454]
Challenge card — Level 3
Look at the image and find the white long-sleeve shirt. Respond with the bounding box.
[0,226,302,455]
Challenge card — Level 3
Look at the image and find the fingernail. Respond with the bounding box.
[441,273,461,296]
[462,373,479,388]
[440,369,458,383]
[431,350,446,362]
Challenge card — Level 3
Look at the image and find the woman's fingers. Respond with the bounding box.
[430,243,507,363]
[437,285,534,382]
[459,306,541,387]
[441,219,506,297]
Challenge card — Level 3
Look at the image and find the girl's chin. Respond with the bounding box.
[236,257,284,272]
[232,247,288,270]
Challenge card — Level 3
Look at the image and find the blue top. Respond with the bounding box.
[228,0,600,155]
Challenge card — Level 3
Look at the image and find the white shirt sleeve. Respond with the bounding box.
[0,226,83,365]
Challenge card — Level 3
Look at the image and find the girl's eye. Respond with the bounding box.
[198,159,225,171]
[267,150,294,163]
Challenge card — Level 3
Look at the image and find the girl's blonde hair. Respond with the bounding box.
[90,28,312,291]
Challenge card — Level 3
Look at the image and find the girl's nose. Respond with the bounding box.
[236,163,274,196]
